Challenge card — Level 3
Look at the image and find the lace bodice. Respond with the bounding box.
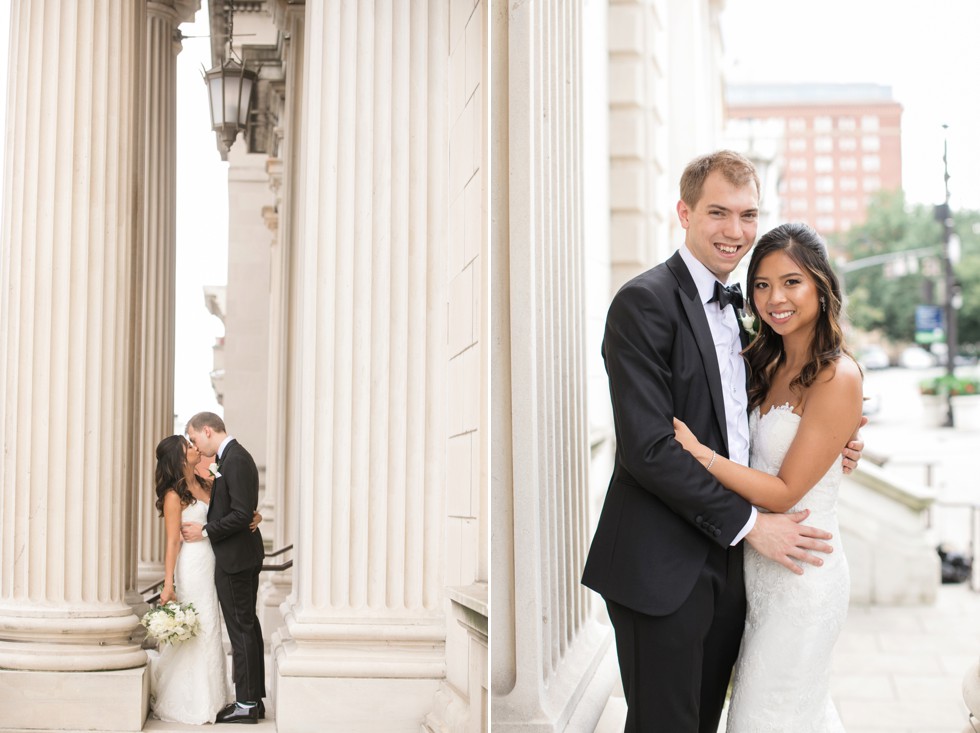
[726,405,849,733]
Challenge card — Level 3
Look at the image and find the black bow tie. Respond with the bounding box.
[710,281,744,312]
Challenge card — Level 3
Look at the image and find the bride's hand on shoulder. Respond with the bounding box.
[250,512,263,532]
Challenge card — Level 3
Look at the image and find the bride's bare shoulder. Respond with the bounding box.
[811,354,863,403]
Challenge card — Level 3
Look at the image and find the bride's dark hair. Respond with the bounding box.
[154,435,208,516]
[743,222,857,412]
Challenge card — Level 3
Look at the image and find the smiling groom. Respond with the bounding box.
[183,412,266,724]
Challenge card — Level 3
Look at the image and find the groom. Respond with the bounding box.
[183,412,266,724]
[582,150,862,732]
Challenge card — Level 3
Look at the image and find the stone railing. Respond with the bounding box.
[837,462,940,605]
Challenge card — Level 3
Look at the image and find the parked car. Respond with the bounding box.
[856,345,890,370]
[898,346,939,369]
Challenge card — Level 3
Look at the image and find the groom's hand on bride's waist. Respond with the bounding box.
[181,522,204,542]
[745,509,833,576]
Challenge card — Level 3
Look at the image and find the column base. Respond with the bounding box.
[273,673,440,732]
[271,611,445,732]
[491,618,613,732]
[0,666,148,730]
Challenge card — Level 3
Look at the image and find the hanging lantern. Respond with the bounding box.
[203,58,258,151]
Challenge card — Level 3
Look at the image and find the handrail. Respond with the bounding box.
[140,544,294,604]
[262,559,293,572]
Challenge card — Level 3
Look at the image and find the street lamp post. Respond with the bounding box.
[940,124,959,427]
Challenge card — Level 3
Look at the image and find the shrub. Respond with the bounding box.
[919,375,980,397]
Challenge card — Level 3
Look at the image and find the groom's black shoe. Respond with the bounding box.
[215,703,258,725]
[256,700,265,720]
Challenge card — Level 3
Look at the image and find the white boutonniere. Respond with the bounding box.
[209,462,221,478]
[739,311,758,337]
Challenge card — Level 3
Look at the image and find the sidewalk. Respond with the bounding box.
[829,582,976,733]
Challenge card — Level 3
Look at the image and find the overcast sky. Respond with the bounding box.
[720,0,980,210]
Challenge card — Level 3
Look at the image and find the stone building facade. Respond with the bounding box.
[0,1,487,731]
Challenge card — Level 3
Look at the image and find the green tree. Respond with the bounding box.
[834,190,944,343]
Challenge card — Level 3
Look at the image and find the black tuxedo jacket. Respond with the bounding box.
[206,439,265,574]
[582,250,753,616]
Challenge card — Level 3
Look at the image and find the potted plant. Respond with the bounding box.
[919,375,980,428]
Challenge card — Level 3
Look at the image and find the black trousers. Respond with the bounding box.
[604,543,745,733]
[214,564,266,703]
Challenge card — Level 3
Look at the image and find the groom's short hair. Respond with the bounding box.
[187,411,226,433]
[679,150,759,208]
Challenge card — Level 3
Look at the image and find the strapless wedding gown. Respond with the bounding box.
[726,405,849,733]
[148,500,231,723]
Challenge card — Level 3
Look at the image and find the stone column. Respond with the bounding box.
[490,1,615,730]
[258,0,305,644]
[136,0,200,595]
[0,2,148,730]
[270,1,448,730]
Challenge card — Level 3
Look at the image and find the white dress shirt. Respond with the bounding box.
[678,245,757,543]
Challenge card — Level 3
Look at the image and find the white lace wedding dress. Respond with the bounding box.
[147,500,231,723]
[726,405,849,733]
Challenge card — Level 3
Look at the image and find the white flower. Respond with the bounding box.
[209,462,221,478]
[140,601,201,646]
[740,312,758,337]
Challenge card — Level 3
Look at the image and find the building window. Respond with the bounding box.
[789,178,808,192]
[817,216,836,231]
[814,116,833,132]
[839,137,858,152]
[788,137,807,152]
[838,116,857,131]
[814,136,833,153]
[788,117,807,132]
[814,156,833,172]
[815,176,834,193]
[840,197,859,211]
[790,197,808,212]
[862,135,881,152]
[840,177,858,191]
[839,157,858,172]
[861,115,879,131]
[789,157,807,172]
[816,196,835,213]
[864,176,881,192]
[863,155,880,171]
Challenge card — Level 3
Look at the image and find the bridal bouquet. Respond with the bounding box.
[140,601,201,646]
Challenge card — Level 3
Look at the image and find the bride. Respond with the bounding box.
[148,435,260,724]
[673,222,863,732]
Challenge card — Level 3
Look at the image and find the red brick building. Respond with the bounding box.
[726,83,903,234]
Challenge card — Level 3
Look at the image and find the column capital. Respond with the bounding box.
[148,0,200,26]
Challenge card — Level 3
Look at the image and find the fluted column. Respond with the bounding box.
[258,0,305,644]
[490,1,614,730]
[0,2,148,730]
[271,2,448,730]
[135,0,199,595]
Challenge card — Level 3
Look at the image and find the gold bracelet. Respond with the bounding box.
[706,451,717,471]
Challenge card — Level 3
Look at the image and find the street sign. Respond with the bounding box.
[915,304,945,344]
